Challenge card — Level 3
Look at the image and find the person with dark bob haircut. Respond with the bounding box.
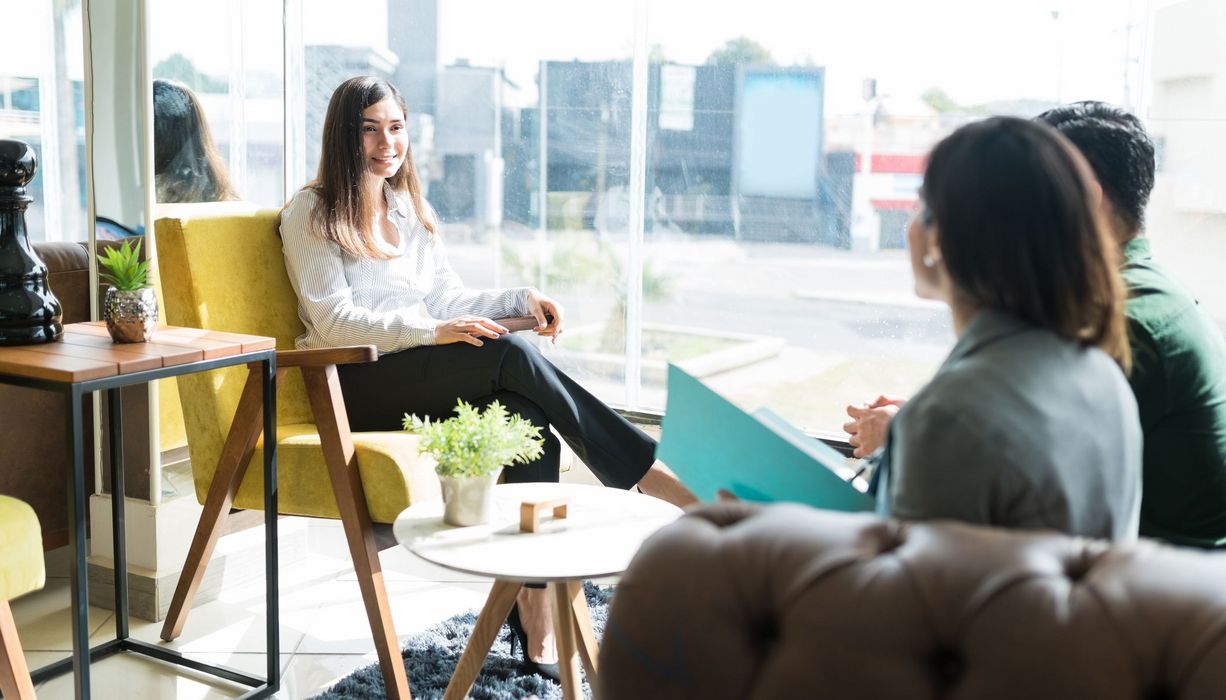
[864,116,1141,540]
[279,76,695,680]
[847,103,1226,547]
[1037,101,1226,549]
[153,79,238,203]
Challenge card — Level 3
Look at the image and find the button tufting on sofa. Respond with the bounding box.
[875,529,907,556]
[927,645,964,690]
[1063,555,1093,583]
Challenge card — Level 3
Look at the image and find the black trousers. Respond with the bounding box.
[337,333,655,489]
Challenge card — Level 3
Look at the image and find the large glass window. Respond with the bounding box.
[0,1,87,243]
[641,0,1161,431]
[11,1,1224,436]
[149,0,286,208]
[287,0,1220,435]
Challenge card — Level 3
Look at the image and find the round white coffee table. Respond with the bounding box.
[394,482,683,699]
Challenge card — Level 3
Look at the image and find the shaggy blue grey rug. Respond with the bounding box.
[311,583,612,699]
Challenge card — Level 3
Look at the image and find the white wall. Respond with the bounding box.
[1147,0,1226,326]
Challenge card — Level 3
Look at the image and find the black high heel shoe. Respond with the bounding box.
[506,602,561,682]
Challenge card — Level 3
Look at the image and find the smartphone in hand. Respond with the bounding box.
[498,315,551,332]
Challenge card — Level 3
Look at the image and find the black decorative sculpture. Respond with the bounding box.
[0,139,63,345]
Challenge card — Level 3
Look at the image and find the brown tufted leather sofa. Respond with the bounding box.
[0,240,148,549]
[598,503,1226,699]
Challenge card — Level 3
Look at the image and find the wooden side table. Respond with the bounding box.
[393,483,683,699]
[0,322,279,699]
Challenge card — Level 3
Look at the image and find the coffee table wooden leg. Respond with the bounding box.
[549,582,584,700]
[566,580,600,686]
[444,580,522,700]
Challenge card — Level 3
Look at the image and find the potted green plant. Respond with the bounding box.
[97,239,156,343]
[404,400,545,526]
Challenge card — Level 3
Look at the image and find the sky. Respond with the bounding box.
[431,0,1154,113]
[5,0,1182,117]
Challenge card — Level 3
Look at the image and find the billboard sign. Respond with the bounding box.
[736,68,824,199]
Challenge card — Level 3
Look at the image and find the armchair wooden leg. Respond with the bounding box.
[161,369,268,642]
[303,365,411,700]
[0,601,37,700]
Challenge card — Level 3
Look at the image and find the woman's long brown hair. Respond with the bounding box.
[153,79,239,204]
[922,116,1130,372]
[305,76,435,259]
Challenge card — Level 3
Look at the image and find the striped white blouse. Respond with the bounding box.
[279,188,531,353]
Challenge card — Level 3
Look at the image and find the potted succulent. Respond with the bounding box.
[404,400,544,526]
[98,239,156,343]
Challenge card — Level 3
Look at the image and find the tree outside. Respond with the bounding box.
[920,87,960,114]
[152,53,227,94]
[706,37,775,66]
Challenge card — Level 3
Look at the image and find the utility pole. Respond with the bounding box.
[850,77,879,253]
[1122,20,1136,112]
[1051,10,1063,103]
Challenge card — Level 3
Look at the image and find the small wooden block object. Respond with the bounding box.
[520,498,568,533]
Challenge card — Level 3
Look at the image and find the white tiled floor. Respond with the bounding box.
[12,462,615,698]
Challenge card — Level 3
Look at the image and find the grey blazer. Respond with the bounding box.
[872,309,1142,541]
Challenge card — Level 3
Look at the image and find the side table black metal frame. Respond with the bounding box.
[1,349,279,699]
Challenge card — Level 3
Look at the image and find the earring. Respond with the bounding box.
[922,253,937,268]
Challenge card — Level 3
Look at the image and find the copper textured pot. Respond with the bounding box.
[103,287,157,343]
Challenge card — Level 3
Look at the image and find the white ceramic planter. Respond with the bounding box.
[439,472,500,526]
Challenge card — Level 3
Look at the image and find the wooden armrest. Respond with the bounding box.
[239,318,537,372]
[278,345,378,367]
[247,345,378,369]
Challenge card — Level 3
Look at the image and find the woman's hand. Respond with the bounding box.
[435,315,508,347]
[525,289,565,343]
[843,395,907,458]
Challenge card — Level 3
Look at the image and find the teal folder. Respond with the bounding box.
[658,365,875,511]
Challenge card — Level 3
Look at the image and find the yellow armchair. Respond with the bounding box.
[0,495,45,700]
[153,205,441,699]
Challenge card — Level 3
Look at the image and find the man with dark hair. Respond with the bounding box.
[1036,101,1155,238]
[1035,101,1226,548]
[846,101,1226,548]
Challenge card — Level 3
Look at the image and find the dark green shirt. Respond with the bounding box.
[1122,236,1226,548]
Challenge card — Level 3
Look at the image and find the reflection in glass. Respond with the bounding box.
[149,0,285,208]
[153,79,237,203]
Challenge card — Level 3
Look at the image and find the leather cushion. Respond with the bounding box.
[599,504,1226,699]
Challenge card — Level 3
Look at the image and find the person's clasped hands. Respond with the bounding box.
[434,288,565,347]
[843,394,907,458]
[434,315,509,346]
